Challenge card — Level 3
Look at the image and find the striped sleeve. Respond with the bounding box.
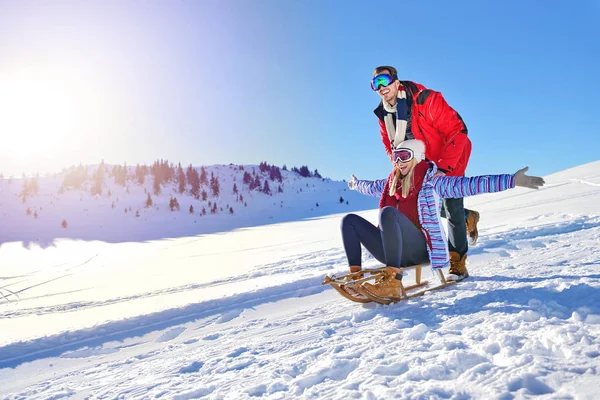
[430,174,515,199]
[353,179,386,197]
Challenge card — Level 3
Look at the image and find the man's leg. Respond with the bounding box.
[441,206,480,245]
[443,198,470,280]
[443,197,468,256]
[440,206,469,221]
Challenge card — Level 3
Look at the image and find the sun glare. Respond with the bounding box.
[0,65,86,172]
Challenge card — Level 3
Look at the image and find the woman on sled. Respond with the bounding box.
[339,139,545,303]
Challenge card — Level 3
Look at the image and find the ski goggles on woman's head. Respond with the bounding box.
[393,149,414,163]
[371,73,397,91]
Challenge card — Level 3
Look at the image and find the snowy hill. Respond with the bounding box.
[0,162,377,247]
[0,161,599,399]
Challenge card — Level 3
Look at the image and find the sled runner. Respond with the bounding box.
[322,264,456,305]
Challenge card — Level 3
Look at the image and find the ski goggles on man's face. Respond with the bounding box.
[371,73,396,91]
[393,149,414,163]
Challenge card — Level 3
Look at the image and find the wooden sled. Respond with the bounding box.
[323,264,456,305]
[322,268,382,303]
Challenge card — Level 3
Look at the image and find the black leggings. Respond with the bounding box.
[341,206,429,268]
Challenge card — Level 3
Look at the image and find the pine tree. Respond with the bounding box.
[201,190,208,201]
[20,176,40,199]
[252,175,261,191]
[229,207,234,215]
[263,180,271,195]
[61,164,87,191]
[186,164,195,184]
[26,207,31,216]
[170,197,180,211]
[61,219,68,228]
[243,171,252,185]
[233,183,238,194]
[91,163,104,196]
[32,174,39,194]
[113,162,127,186]
[146,193,153,208]
[269,166,282,182]
[200,166,208,185]
[211,175,220,197]
[189,205,194,214]
[299,166,311,177]
[188,166,201,199]
[153,174,161,195]
[34,210,38,219]
[136,164,146,184]
[177,163,186,194]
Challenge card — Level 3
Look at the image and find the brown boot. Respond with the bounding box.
[448,252,469,281]
[334,266,371,303]
[465,210,480,245]
[349,265,362,274]
[361,267,403,299]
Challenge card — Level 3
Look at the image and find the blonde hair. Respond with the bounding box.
[389,159,418,198]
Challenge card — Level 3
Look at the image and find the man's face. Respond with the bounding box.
[374,69,400,103]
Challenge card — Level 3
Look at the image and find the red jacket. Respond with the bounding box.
[374,81,471,176]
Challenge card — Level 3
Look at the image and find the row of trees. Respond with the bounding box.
[258,162,283,182]
[30,160,324,203]
[290,165,322,179]
[19,176,40,202]
[144,193,236,215]
[58,160,216,199]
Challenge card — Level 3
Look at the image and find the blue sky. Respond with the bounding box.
[0,0,599,180]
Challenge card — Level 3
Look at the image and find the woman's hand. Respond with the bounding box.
[514,167,545,189]
[348,174,358,190]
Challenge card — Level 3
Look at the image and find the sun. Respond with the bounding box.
[0,65,85,171]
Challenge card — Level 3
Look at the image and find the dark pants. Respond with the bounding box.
[440,198,468,257]
[341,206,429,268]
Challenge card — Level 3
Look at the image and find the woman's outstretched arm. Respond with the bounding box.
[349,175,387,198]
[429,167,544,199]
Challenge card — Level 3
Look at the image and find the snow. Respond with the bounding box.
[1,161,599,399]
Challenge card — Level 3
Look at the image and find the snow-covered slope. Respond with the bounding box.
[1,161,599,399]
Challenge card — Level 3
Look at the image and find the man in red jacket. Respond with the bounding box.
[371,65,479,280]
